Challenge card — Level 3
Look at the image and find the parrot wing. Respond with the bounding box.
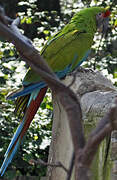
[23,28,92,85]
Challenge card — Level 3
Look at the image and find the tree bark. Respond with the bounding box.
[46,69,117,180]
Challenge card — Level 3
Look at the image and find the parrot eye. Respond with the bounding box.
[97,12,103,17]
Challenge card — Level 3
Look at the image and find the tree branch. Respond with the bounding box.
[29,159,69,173]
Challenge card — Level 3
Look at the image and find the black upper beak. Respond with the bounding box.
[96,15,109,37]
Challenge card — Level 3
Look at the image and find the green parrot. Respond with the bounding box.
[0,7,110,176]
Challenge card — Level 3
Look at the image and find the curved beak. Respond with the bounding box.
[96,17,109,37]
[102,17,109,35]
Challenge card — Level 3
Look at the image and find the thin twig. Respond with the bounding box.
[29,159,69,173]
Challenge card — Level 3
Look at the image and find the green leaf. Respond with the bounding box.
[26,17,32,24]
[114,19,117,27]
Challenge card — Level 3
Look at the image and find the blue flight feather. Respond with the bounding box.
[5,118,25,157]
[27,88,40,106]
[0,139,20,176]
[7,81,47,100]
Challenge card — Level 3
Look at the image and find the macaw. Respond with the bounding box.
[0,7,110,175]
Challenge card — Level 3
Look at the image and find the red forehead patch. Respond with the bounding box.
[103,10,110,18]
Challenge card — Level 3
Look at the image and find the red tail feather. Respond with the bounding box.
[21,87,48,138]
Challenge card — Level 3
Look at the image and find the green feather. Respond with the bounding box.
[23,7,106,85]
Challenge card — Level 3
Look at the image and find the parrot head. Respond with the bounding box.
[96,9,110,35]
[72,7,110,36]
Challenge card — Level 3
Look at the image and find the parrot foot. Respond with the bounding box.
[77,67,94,73]
[69,67,94,76]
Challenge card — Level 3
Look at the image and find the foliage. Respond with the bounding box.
[0,0,117,179]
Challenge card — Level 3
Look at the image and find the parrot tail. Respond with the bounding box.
[0,86,48,176]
